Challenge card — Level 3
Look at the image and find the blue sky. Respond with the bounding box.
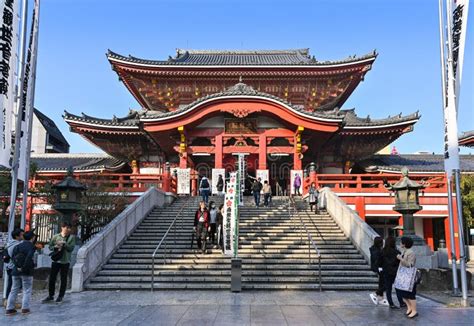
[34,0,473,154]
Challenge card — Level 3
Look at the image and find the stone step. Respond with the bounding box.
[96,269,375,277]
[115,248,360,254]
[107,258,368,265]
[119,244,357,250]
[102,263,372,271]
[124,239,352,245]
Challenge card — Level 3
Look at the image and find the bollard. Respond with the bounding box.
[231,258,242,292]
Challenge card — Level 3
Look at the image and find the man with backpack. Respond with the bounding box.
[5,231,36,316]
[199,176,210,204]
[251,177,263,207]
[3,228,24,308]
[42,222,76,304]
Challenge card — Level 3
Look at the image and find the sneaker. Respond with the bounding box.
[389,305,400,309]
[379,299,389,306]
[21,309,31,314]
[55,297,63,303]
[42,296,54,303]
[369,293,378,305]
[5,309,17,316]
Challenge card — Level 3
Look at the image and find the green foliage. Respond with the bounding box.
[460,174,474,228]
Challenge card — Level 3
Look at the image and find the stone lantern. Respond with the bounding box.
[384,167,427,245]
[52,167,87,224]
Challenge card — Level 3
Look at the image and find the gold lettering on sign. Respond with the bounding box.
[225,119,258,134]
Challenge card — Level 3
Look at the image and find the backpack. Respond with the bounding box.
[12,250,27,270]
[200,178,209,189]
[2,249,11,264]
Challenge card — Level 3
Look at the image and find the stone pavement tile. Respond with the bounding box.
[309,306,345,326]
[250,304,287,326]
[213,304,251,325]
[118,304,189,325]
[270,291,315,306]
[280,305,325,325]
[177,304,220,325]
[330,306,403,324]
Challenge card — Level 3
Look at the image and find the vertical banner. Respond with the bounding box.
[176,168,190,194]
[451,0,469,108]
[0,0,20,168]
[256,169,269,192]
[211,168,225,195]
[290,170,303,195]
[18,0,39,181]
[223,171,237,256]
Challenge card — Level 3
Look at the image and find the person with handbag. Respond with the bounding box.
[42,221,76,304]
[395,236,418,319]
[381,236,406,309]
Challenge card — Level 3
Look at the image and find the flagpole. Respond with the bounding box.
[20,0,40,229]
[438,0,459,295]
[3,0,29,302]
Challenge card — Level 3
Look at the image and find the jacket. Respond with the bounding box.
[263,184,271,194]
[252,181,262,193]
[49,233,76,264]
[216,177,224,192]
[294,175,301,187]
[11,241,35,276]
[369,245,382,273]
[400,248,416,268]
[216,210,223,226]
[194,209,210,228]
[5,239,21,270]
[308,186,318,203]
[381,247,401,276]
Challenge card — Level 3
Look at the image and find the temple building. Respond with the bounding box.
[64,49,420,186]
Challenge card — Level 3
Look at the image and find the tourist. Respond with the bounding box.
[5,231,36,316]
[3,227,24,307]
[216,174,224,195]
[263,180,272,207]
[251,177,263,207]
[216,204,224,250]
[193,201,210,254]
[199,176,210,203]
[381,236,405,309]
[293,173,302,196]
[308,182,319,213]
[209,201,218,246]
[395,237,418,319]
[369,236,388,306]
[42,221,76,304]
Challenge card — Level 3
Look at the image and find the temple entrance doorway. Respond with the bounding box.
[268,153,292,196]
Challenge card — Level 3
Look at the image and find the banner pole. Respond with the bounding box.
[454,169,469,306]
[4,0,29,302]
[446,175,460,294]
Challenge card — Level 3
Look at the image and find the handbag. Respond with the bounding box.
[394,264,417,292]
[49,235,70,262]
[415,269,422,285]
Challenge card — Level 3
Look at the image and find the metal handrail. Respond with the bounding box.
[288,196,322,292]
[151,196,190,292]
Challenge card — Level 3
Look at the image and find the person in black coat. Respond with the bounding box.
[369,236,387,305]
[381,236,406,309]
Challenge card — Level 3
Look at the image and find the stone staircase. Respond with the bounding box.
[85,196,377,290]
[239,199,378,290]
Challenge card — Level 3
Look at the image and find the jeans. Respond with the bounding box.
[201,190,209,203]
[264,193,271,206]
[49,262,70,298]
[196,222,208,252]
[253,192,261,207]
[209,223,217,244]
[7,275,33,310]
[384,273,405,306]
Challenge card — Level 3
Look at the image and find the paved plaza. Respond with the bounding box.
[1,290,473,325]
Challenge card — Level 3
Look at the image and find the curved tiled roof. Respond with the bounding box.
[107,48,377,66]
[357,154,474,173]
[29,153,126,172]
[341,109,420,128]
[63,110,140,128]
[459,130,474,147]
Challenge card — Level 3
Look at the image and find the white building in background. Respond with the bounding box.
[31,108,69,154]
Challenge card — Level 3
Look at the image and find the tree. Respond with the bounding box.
[460,174,474,244]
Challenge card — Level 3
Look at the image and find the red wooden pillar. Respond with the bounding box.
[423,218,434,250]
[258,134,266,170]
[215,135,223,169]
[398,215,404,236]
[163,163,171,192]
[355,196,366,221]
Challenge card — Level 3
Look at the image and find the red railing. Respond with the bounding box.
[303,173,447,194]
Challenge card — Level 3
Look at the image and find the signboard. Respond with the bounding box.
[256,169,269,193]
[176,168,190,195]
[290,170,303,195]
[0,0,20,168]
[211,168,225,195]
[223,171,239,257]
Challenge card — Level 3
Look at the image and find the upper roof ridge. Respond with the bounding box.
[175,48,310,55]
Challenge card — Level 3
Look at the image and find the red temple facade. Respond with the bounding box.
[25,48,468,255]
